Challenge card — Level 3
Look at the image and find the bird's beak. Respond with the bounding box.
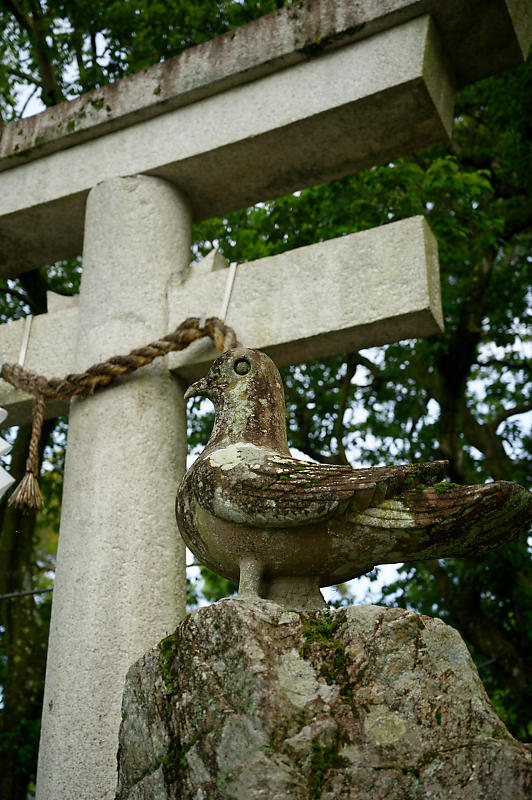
[184,377,211,401]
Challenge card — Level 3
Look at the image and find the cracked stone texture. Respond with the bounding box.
[115,598,532,800]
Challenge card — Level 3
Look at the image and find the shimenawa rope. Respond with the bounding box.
[1,316,239,513]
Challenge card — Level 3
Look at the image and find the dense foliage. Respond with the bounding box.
[0,2,530,796]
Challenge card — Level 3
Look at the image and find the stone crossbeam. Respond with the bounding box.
[1,0,528,170]
[0,215,441,428]
[0,305,77,426]
[0,15,452,275]
[0,1,530,278]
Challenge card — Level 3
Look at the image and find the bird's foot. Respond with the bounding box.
[237,556,326,610]
[262,576,326,611]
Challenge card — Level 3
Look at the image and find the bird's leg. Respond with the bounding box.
[238,555,265,599]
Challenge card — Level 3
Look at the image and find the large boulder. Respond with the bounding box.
[115,598,531,799]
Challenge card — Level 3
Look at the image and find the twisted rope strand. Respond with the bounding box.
[1,316,239,513]
[10,393,46,511]
[1,317,238,400]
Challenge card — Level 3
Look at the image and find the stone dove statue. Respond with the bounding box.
[176,347,532,609]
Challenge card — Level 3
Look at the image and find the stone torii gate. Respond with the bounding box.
[0,1,529,798]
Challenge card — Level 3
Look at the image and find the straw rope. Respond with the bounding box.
[1,316,238,512]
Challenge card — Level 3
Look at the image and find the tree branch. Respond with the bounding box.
[0,587,52,600]
[74,40,85,81]
[435,250,496,481]
[476,358,531,370]
[0,285,40,313]
[90,29,98,62]
[353,352,380,376]
[6,65,43,87]
[332,354,357,465]
[1,0,34,36]
[18,83,40,116]
[7,0,67,107]
[460,405,517,481]
[491,402,532,430]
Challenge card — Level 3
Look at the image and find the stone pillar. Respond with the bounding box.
[36,176,190,800]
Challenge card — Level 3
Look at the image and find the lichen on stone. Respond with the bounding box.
[116,599,532,800]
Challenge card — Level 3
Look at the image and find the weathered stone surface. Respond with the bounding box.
[0,15,453,276]
[170,215,443,384]
[2,0,530,275]
[35,176,190,800]
[1,0,528,170]
[0,215,442,427]
[116,599,532,799]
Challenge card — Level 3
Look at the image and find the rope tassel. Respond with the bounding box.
[1,317,239,514]
[8,393,46,513]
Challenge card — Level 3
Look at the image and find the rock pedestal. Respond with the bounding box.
[115,599,531,799]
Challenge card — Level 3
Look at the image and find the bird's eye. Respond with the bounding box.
[234,358,251,376]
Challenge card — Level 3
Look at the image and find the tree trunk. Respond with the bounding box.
[0,419,54,800]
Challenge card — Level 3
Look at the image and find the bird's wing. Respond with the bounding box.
[191,443,447,528]
[330,480,532,578]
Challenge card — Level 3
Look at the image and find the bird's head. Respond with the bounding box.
[184,347,290,453]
